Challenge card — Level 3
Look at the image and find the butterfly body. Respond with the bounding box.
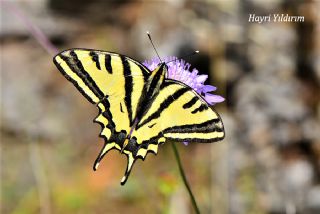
[53,49,224,185]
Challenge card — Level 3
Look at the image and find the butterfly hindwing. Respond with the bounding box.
[161,80,224,142]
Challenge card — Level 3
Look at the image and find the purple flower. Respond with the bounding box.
[143,56,225,105]
[143,57,224,146]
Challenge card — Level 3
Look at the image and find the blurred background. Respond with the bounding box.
[1,0,319,213]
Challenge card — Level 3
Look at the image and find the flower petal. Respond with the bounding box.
[203,85,217,93]
[204,94,225,104]
[196,75,208,83]
[191,69,198,76]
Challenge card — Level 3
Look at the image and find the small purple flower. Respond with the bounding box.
[143,56,225,105]
[143,57,224,146]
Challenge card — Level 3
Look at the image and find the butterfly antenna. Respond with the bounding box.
[166,50,199,64]
[147,31,162,63]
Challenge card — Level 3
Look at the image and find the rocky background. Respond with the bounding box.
[1,0,319,213]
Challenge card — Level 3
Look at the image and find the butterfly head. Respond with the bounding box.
[156,62,168,71]
[142,62,167,101]
[148,62,167,85]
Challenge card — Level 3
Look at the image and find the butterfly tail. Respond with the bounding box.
[93,142,115,171]
[120,153,136,185]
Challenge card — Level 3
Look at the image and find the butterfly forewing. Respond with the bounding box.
[54,49,149,118]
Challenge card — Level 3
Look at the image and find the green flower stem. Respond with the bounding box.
[171,143,200,214]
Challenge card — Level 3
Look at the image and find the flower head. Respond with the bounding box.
[143,56,225,105]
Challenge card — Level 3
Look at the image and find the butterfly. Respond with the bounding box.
[53,48,225,185]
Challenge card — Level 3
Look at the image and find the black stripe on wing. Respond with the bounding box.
[183,96,198,109]
[59,50,105,100]
[136,85,190,129]
[165,136,224,143]
[105,54,112,74]
[191,104,209,114]
[163,118,223,133]
[121,55,134,125]
[53,56,96,104]
[89,51,101,70]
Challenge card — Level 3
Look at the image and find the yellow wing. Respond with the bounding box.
[53,48,149,113]
[53,47,150,127]
[53,49,151,182]
[130,79,225,159]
